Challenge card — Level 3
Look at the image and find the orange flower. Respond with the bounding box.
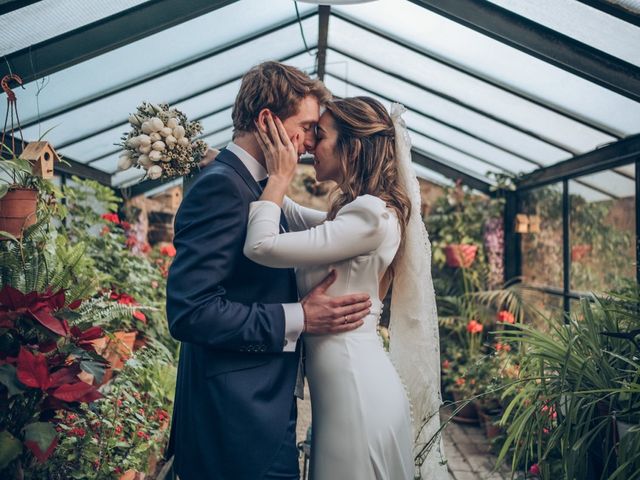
[442,360,451,370]
[160,244,176,257]
[466,319,483,334]
[495,342,511,352]
[455,377,466,386]
[497,310,515,324]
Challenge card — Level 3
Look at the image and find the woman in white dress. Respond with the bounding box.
[244,97,447,480]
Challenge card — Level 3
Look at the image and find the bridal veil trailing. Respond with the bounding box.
[388,103,448,479]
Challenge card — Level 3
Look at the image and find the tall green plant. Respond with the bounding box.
[497,285,640,479]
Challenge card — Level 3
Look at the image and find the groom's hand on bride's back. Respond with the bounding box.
[301,270,371,334]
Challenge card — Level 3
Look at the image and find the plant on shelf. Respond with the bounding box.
[496,282,640,479]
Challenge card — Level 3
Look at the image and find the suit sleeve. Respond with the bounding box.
[166,172,286,352]
[244,195,392,268]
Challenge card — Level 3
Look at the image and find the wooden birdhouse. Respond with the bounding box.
[20,141,59,179]
[514,214,529,234]
[528,214,541,233]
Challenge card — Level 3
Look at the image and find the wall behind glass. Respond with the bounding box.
[569,165,635,293]
[520,183,564,288]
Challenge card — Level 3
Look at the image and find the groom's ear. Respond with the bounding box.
[257,109,271,131]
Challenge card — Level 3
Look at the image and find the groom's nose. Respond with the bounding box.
[304,135,316,154]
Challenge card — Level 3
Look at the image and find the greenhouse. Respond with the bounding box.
[0,0,638,479]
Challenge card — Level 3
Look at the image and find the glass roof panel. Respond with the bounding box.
[332,1,640,137]
[0,0,151,56]
[324,74,539,175]
[487,0,640,67]
[615,163,636,177]
[327,16,619,153]
[323,51,570,166]
[10,0,316,126]
[18,23,318,163]
[569,181,614,203]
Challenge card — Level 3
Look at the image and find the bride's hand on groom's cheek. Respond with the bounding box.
[254,112,299,184]
[301,270,371,335]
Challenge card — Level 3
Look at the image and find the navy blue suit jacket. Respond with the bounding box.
[166,149,300,480]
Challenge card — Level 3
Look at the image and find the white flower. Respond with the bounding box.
[118,153,133,170]
[141,121,154,134]
[138,134,151,146]
[165,135,177,146]
[138,144,152,154]
[178,137,189,147]
[161,155,172,163]
[167,118,179,129]
[173,126,185,139]
[128,114,142,127]
[150,117,164,131]
[147,165,163,179]
[126,137,140,148]
[152,141,166,151]
[138,154,151,167]
[149,150,162,162]
[150,132,162,142]
[160,127,173,137]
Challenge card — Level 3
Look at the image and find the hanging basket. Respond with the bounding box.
[0,187,38,239]
[444,244,478,268]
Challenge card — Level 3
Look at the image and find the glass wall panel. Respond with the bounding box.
[520,183,564,288]
[569,165,636,292]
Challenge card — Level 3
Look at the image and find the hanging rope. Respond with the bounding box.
[1,73,26,159]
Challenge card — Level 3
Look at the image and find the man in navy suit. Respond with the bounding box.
[166,61,372,480]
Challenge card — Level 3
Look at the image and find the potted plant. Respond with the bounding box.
[496,284,640,479]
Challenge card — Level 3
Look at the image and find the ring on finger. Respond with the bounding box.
[344,315,349,324]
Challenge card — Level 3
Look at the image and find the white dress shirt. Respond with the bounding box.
[226,142,304,353]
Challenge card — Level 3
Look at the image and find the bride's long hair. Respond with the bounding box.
[325,97,411,243]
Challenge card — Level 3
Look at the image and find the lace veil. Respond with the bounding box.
[388,103,448,479]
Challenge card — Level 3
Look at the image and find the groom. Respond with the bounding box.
[166,61,372,480]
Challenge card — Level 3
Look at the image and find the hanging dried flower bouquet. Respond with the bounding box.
[117,102,207,180]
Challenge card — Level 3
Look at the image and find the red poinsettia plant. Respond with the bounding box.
[0,285,108,473]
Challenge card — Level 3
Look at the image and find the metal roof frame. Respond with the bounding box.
[0,0,240,84]
[408,0,640,103]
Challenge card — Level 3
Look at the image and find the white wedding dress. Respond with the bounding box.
[244,194,414,480]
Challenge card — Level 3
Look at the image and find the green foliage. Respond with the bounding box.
[26,341,176,480]
[497,284,640,479]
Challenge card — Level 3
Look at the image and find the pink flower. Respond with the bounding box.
[529,463,540,476]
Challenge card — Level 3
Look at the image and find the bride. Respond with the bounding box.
[244,97,447,480]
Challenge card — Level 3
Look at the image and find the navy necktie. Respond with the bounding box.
[258,177,268,190]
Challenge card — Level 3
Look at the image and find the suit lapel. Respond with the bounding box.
[217,148,290,234]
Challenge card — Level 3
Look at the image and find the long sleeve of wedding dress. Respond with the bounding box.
[282,196,326,232]
[245,193,415,480]
[244,195,391,268]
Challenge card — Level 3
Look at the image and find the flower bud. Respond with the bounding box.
[173,126,185,139]
[141,121,154,134]
[150,117,164,131]
[147,165,162,180]
[149,150,162,162]
[167,118,179,129]
[118,153,132,170]
[138,145,151,154]
[150,132,162,142]
[160,127,173,137]
[138,154,151,167]
[152,141,166,151]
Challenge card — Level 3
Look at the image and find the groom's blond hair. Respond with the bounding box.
[232,61,330,139]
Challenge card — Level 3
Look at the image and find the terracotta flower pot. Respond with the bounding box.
[477,408,503,439]
[0,187,37,239]
[451,390,479,424]
[444,244,478,268]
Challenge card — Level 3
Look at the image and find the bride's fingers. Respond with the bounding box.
[265,114,283,148]
[253,122,273,153]
[274,116,292,147]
